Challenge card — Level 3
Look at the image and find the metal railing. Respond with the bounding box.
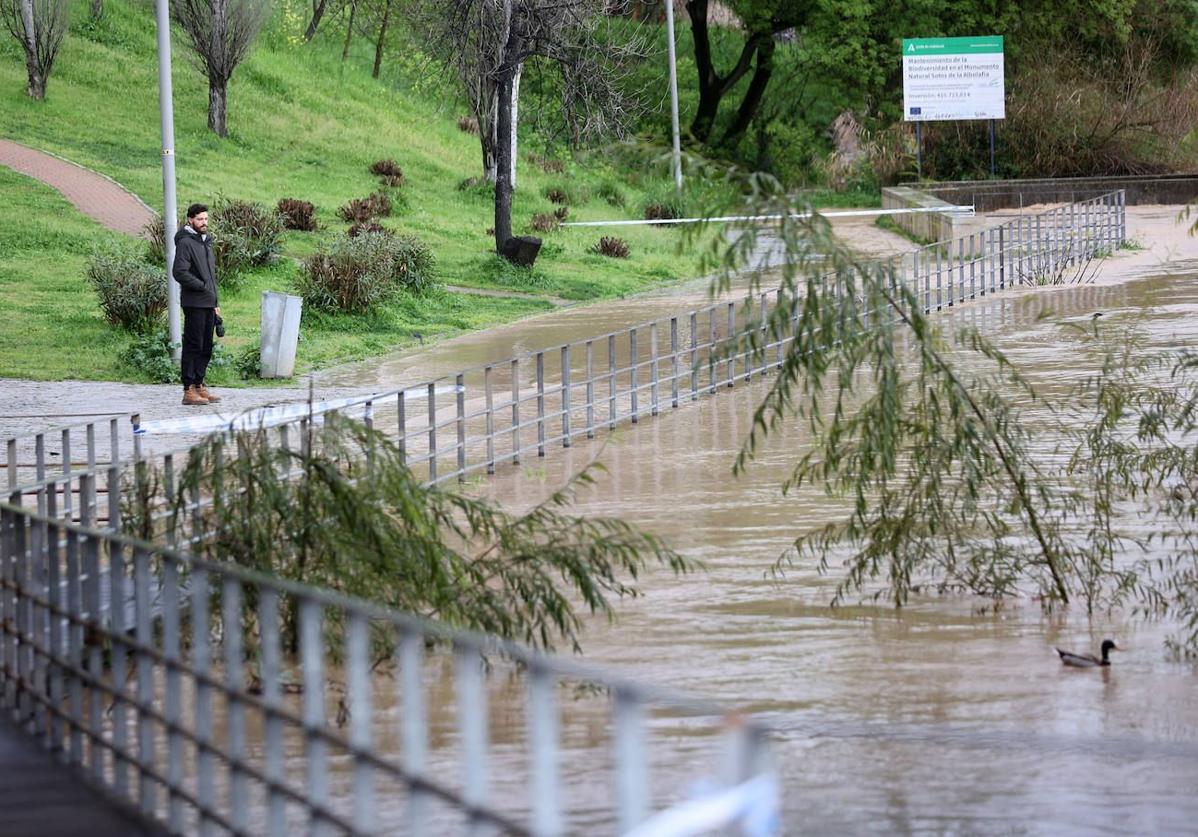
[0,499,774,835]
[2,192,1127,528]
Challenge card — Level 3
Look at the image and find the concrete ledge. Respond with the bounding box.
[881,186,963,245]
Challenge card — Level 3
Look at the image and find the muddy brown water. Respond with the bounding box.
[441,272,1198,834]
[115,272,1198,834]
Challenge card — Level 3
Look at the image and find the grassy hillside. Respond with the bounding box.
[0,0,709,381]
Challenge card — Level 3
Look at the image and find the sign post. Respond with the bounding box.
[902,36,1005,178]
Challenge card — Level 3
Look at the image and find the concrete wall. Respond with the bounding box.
[882,174,1198,244]
[913,174,1198,212]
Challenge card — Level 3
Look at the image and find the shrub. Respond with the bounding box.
[142,216,175,265]
[370,159,405,188]
[643,201,682,221]
[545,187,568,204]
[86,246,168,332]
[119,330,178,383]
[296,231,435,313]
[597,181,626,208]
[276,198,319,231]
[591,236,630,258]
[526,152,565,173]
[348,220,387,237]
[530,212,559,233]
[234,342,261,380]
[369,159,403,178]
[553,206,569,221]
[337,191,392,223]
[458,116,479,134]
[210,199,285,278]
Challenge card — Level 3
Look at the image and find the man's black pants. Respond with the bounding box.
[181,306,215,389]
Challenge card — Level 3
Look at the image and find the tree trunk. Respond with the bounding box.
[510,63,522,189]
[19,0,44,101]
[209,78,228,137]
[720,39,775,148]
[341,0,356,61]
[371,0,391,78]
[482,85,498,183]
[685,0,766,144]
[304,0,329,41]
[494,69,516,253]
[90,0,103,21]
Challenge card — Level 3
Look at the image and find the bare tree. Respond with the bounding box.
[417,0,648,257]
[173,0,269,137]
[3,0,68,100]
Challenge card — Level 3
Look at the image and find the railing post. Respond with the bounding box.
[134,550,156,819]
[585,341,595,439]
[192,567,216,831]
[607,335,617,430]
[347,612,376,833]
[400,630,428,836]
[997,225,1005,292]
[614,691,649,833]
[935,247,943,310]
[300,599,330,834]
[163,559,185,832]
[689,312,699,400]
[5,437,15,489]
[456,374,467,479]
[528,662,562,837]
[560,346,572,447]
[726,302,736,387]
[397,390,407,465]
[427,382,437,483]
[629,328,639,422]
[649,322,660,416]
[536,351,547,455]
[511,358,522,464]
[670,316,680,408]
[222,576,248,831]
[708,308,718,394]
[485,366,496,474]
[457,643,490,836]
[259,589,287,836]
[109,538,129,800]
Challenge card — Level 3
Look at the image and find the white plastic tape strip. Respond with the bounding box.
[134,386,462,436]
[623,775,780,837]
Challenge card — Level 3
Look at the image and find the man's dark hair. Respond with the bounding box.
[186,203,209,219]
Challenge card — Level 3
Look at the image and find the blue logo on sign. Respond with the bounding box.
[910,107,921,115]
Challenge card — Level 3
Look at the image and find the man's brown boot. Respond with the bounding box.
[198,385,221,403]
[182,386,209,406]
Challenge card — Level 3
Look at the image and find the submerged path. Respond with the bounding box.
[0,715,162,836]
[0,139,154,236]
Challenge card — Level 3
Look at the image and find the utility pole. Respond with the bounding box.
[663,0,683,193]
[154,0,181,361]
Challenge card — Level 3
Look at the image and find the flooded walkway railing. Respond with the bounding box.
[0,498,775,835]
[4,192,1126,520]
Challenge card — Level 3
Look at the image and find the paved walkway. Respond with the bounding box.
[0,714,164,836]
[0,139,155,236]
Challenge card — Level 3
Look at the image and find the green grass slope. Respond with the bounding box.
[0,0,703,381]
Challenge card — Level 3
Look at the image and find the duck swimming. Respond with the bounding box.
[1056,639,1118,668]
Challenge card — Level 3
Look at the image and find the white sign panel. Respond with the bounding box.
[902,36,1005,121]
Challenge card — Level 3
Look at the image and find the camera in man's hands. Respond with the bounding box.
[214,315,225,338]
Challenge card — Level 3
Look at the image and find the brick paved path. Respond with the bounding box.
[0,139,155,236]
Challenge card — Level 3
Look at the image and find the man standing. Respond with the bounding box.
[172,203,223,406]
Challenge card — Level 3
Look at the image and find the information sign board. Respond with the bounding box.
[902,36,1004,121]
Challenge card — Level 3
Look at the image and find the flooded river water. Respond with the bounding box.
[313,268,1198,833]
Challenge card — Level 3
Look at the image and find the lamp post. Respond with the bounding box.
[154,0,181,361]
[663,0,683,193]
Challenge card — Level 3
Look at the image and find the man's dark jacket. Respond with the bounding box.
[172,227,219,308]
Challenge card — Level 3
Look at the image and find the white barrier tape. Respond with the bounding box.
[133,386,463,436]
[562,205,975,228]
[623,775,780,837]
